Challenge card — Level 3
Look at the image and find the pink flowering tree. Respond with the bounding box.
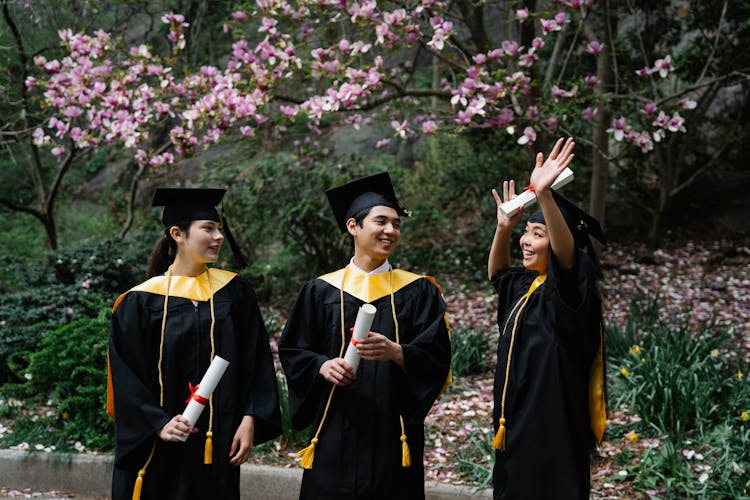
[7,0,750,247]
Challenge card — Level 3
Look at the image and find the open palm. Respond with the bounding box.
[529,137,575,193]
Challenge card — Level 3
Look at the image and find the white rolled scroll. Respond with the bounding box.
[343,304,377,373]
[499,167,574,218]
[176,355,230,441]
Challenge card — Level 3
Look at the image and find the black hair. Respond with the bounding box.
[147,221,192,278]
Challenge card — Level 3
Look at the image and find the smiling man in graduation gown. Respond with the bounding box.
[107,188,282,500]
[278,172,452,500]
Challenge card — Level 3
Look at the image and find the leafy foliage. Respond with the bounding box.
[0,237,150,383]
[1,300,113,451]
[450,325,492,379]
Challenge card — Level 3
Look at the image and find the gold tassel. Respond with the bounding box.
[492,418,506,451]
[400,434,411,467]
[204,431,213,465]
[296,437,318,469]
[131,470,145,500]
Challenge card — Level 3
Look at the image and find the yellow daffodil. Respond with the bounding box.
[738,371,745,380]
[742,411,749,422]
[710,349,719,357]
[626,430,638,441]
[620,367,630,377]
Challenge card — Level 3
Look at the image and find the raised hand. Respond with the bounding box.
[529,137,575,194]
[492,180,523,230]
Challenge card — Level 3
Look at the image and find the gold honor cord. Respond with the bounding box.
[132,267,218,500]
[492,274,546,452]
[296,267,411,469]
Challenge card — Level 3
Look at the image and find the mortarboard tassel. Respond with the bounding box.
[492,417,507,451]
[296,437,318,469]
[131,470,145,500]
[400,434,411,467]
[204,431,213,464]
[221,214,248,269]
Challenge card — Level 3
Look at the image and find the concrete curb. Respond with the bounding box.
[0,450,492,499]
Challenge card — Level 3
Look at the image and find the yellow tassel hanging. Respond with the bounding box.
[131,470,145,500]
[400,434,411,467]
[296,437,318,469]
[491,418,506,451]
[204,431,213,465]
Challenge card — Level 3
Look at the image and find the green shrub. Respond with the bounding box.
[0,237,150,383]
[607,297,742,439]
[1,301,112,451]
[451,325,493,379]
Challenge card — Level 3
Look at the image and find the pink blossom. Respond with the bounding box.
[517,126,536,145]
[608,117,628,141]
[51,146,66,157]
[421,120,438,134]
[677,97,697,109]
[231,11,249,23]
[635,131,653,152]
[526,106,539,119]
[375,138,391,148]
[515,8,529,21]
[635,66,651,77]
[652,111,669,129]
[551,84,577,99]
[641,102,658,115]
[472,53,487,65]
[554,12,567,24]
[666,112,686,133]
[542,116,559,131]
[502,40,520,57]
[25,76,36,88]
[390,119,409,138]
[586,41,603,55]
[541,18,561,34]
[584,75,598,86]
[653,55,673,78]
[531,37,544,50]
[455,110,472,125]
[582,107,597,121]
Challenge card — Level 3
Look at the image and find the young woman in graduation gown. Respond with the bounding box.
[278,173,452,500]
[107,188,282,500]
[487,139,607,500]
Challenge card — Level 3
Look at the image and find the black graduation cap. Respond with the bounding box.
[325,172,410,233]
[528,189,606,252]
[152,187,247,268]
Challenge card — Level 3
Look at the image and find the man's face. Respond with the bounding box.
[348,205,401,261]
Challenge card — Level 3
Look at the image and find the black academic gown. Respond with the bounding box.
[491,250,600,500]
[279,267,451,500]
[108,269,282,500]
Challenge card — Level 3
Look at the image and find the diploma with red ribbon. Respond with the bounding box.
[343,303,377,373]
[500,167,574,218]
[176,355,230,442]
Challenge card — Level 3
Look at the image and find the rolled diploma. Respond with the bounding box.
[343,303,377,373]
[499,167,574,218]
[176,355,230,442]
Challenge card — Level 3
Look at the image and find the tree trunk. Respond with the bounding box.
[588,3,617,228]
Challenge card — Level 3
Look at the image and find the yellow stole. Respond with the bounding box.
[318,267,423,302]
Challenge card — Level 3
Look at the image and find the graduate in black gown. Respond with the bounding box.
[107,188,282,500]
[487,138,607,500]
[278,172,451,500]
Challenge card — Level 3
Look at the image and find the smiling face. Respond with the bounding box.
[172,219,224,265]
[347,205,401,269]
[519,222,549,273]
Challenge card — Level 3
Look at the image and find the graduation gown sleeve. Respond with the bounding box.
[108,292,170,469]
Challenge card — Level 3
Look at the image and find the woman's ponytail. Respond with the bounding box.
[147,222,191,278]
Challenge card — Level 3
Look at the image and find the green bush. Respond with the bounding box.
[607,297,742,439]
[1,300,113,451]
[451,325,493,379]
[0,237,150,383]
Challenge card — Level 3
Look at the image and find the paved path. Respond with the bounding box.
[0,450,492,499]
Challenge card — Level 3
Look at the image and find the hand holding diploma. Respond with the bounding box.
[174,355,230,442]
